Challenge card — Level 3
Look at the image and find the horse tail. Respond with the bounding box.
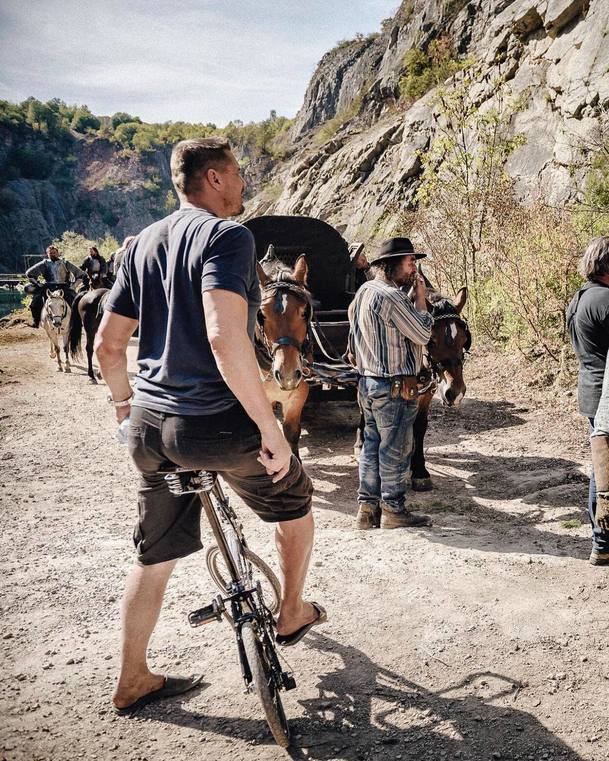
[68,292,85,359]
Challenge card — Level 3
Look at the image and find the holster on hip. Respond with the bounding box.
[390,375,418,401]
[591,435,609,494]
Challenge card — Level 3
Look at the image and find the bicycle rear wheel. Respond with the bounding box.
[205,545,281,615]
[241,621,290,748]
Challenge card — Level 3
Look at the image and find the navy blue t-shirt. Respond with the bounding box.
[105,207,260,415]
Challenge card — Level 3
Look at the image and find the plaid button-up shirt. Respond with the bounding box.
[348,279,433,377]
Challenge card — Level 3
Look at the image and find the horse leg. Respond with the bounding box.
[281,384,309,459]
[411,391,433,491]
[63,333,71,373]
[86,330,97,384]
[53,337,63,371]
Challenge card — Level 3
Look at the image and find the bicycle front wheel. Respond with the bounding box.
[205,545,281,615]
[241,622,290,748]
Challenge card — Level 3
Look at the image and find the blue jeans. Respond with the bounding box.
[589,418,609,553]
[358,377,418,513]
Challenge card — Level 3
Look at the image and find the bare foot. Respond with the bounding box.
[112,672,165,709]
[276,601,318,637]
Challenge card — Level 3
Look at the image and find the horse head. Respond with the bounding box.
[45,289,68,329]
[256,253,311,392]
[426,287,470,407]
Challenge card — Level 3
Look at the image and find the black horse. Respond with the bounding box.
[355,282,471,492]
[68,289,110,384]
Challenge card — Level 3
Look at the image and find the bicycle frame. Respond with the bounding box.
[164,469,295,693]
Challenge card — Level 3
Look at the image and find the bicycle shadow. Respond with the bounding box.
[285,632,583,760]
[143,633,583,759]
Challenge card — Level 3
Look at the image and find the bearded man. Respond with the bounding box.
[348,237,434,530]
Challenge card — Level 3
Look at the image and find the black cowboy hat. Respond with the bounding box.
[370,237,427,264]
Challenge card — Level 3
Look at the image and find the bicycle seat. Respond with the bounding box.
[164,469,216,496]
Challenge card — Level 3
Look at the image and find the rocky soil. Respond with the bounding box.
[1,324,608,761]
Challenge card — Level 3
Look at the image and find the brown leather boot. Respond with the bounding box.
[589,549,609,566]
[381,508,432,529]
[355,504,381,530]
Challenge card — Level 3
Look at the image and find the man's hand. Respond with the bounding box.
[257,423,293,483]
[115,404,131,424]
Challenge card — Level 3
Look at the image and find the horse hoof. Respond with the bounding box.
[64,368,71,374]
[57,367,63,372]
[412,477,433,492]
[88,377,97,385]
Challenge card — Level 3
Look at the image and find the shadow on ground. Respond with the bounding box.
[300,400,590,560]
[146,633,583,760]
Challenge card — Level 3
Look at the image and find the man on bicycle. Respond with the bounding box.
[95,137,324,714]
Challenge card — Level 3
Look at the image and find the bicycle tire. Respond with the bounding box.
[241,621,290,748]
[205,545,281,615]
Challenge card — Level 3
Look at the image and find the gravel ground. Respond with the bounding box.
[1,323,608,761]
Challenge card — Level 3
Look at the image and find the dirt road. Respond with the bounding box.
[1,325,608,761]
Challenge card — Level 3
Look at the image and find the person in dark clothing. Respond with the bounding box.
[95,137,324,714]
[108,236,136,283]
[25,245,86,327]
[567,236,609,566]
[80,246,109,287]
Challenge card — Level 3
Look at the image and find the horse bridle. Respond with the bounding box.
[45,292,68,327]
[424,310,472,384]
[255,281,313,373]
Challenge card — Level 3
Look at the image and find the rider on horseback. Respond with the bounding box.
[80,246,111,288]
[25,245,86,328]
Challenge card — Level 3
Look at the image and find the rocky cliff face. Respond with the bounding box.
[247,0,607,245]
[0,130,270,272]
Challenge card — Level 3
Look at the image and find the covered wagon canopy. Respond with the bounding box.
[244,215,351,309]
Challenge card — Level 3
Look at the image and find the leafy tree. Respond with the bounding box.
[111,111,140,129]
[71,106,101,133]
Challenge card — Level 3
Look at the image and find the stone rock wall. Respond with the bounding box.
[248,0,608,248]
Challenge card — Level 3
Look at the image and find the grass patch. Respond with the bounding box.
[561,519,582,529]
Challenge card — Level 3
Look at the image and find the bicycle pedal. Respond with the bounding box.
[188,600,224,627]
[282,673,297,691]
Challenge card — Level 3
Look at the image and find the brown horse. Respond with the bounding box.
[68,288,110,384]
[410,285,470,490]
[255,254,312,458]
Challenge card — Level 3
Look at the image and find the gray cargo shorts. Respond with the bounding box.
[128,404,313,565]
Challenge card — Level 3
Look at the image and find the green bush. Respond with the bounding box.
[399,38,470,103]
[71,107,101,133]
[11,145,54,179]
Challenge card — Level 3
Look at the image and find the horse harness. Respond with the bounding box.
[254,280,313,378]
[420,310,472,394]
[44,291,69,327]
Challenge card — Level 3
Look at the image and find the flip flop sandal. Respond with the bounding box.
[113,674,204,716]
[275,601,327,647]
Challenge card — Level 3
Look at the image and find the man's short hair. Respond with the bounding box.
[46,245,58,255]
[171,137,232,196]
[579,236,609,280]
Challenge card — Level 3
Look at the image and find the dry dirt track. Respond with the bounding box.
[1,324,608,761]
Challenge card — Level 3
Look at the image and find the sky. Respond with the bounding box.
[0,0,399,126]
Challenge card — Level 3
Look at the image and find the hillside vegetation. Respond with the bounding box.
[0,98,291,272]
